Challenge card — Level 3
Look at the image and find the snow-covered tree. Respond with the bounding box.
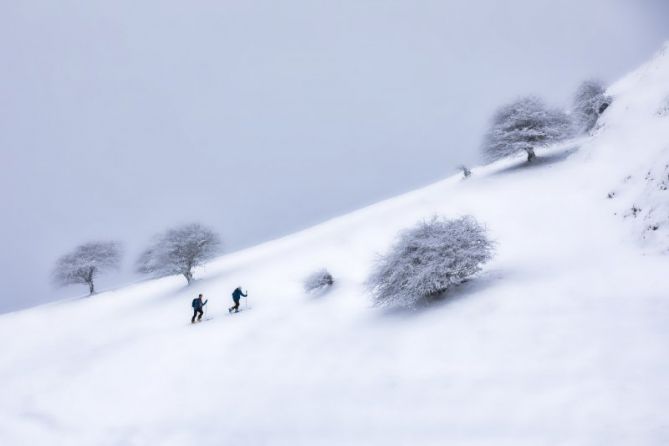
[483,96,572,163]
[572,80,611,133]
[136,223,222,284]
[52,241,122,295]
[304,268,334,292]
[367,216,494,308]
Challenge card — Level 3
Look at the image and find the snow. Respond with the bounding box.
[599,42,669,253]
[2,44,669,445]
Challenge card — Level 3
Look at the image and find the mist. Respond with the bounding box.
[1,0,667,312]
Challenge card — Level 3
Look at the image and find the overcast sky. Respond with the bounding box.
[1,0,668,312]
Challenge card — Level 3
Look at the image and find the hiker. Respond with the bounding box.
[229,287,247,313]
[191,293,208,323]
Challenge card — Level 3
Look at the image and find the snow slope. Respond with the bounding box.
[2,44,669,445]
[602,42,669,252]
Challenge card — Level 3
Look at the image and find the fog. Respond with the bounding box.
[1,0,667,312]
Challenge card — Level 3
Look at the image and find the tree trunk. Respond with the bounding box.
[184,271,193,285]
[525,147,536,162]
[87,267,95,295]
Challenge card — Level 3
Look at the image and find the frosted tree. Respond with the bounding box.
[482,96,572,163]
[136,223,222,284]
[52,241,122,295]
[367,216,494,308]
[572,80,611,133]
[304,269,335,292]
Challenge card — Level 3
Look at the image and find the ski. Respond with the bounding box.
[227,308,250,315]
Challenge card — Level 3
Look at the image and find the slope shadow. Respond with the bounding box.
[126,278,199,314]
[379,269,507,318]
[493,146,579,177]
[306,282,337,299]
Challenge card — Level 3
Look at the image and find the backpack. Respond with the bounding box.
[192,298,199,308]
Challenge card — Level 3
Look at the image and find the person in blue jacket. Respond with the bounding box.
[191,294,208,323]
[229,287,247,313]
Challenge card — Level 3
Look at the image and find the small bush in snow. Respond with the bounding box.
[572,80,612,133]
[367,216,494,308]
[482,96,572,163]
[458,165,472,178]
[136,223,222,284]
[304,269,335,292]
[52,241,122,295]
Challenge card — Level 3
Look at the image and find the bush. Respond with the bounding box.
[572,80,611,133]
[482,96,572,163]
[304,269,334,292]
[367,216,494,308]
[458,165,472,178]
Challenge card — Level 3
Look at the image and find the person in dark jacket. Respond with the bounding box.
[229,287,247,313]
[191,294,208,323]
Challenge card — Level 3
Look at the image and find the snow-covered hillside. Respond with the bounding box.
[2,45,669,445]
[602,42,669,252]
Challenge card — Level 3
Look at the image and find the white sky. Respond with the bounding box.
[1,0,668,312]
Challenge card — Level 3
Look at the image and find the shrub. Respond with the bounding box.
[304,269,335,292]
[572,80,612,133]
[458,165,472,178]
[367,216,494,308]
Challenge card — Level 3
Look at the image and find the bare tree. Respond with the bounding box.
[136,223,222,284]
[52,241,122,295]
[367,216,494,308]
[304,268,335,293]
[482,96,572,163]
[572,80,611,133]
